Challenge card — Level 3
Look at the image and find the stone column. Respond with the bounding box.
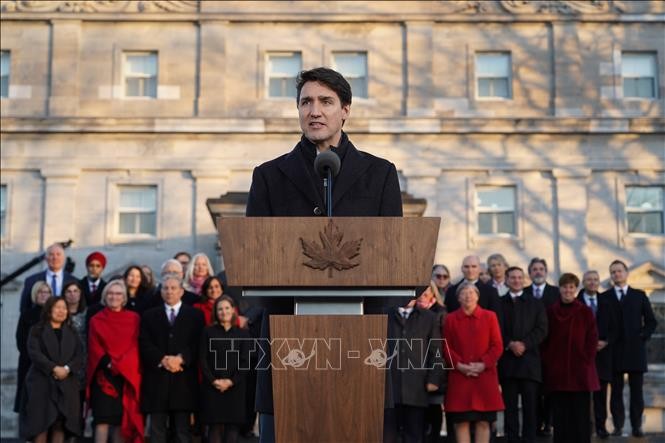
[48,19,81,116]
[198,20,228,116]
[40,167,79,247]
[404,21,435,117]
[191,169,229,267]
[552,167,591,276]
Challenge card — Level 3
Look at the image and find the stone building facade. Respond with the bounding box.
[1,0,664,435]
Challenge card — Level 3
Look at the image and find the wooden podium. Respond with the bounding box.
[219,217,440,442]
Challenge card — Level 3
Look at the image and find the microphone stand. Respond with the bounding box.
[323,167,333,217]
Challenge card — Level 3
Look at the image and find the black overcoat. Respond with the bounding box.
[386,308,445,408]
[498,293,548,383]
[139,304,205,412]
[523,283,559,309]
[245,133,404,414]
[19,323,83,439]
[600,287,657,373]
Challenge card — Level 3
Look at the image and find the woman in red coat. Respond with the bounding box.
[541,273,599,443]
[443,282,504,443]
[87,279,144,443]
[193,276,224,326]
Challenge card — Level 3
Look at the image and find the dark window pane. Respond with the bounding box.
[119,213,136,234]
[138,212,157,235]
[478,78,490,97]
[349,77,367,98]
[623,78,638,97]
[637,78,655,98]
[492,78,510,98]
[629,212,663,234]
[478,213,493,234]
[0,76,7,98]
[497,212,515,234]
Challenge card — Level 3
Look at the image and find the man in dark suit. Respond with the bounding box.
[444,255,503,326]
[577,270,621,439]
[522,257,558,436]
[19,243,77,313]
[499,266,548,443]
[79,251,107,306]
[385,300,444,443]
[245,67,403,443]
[149,259,200,307]
[139,274,205,443]
[604,260,658,438]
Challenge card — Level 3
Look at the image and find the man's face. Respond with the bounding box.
[529,262,547,285]
[161,278,184,306]
[87,260,104,279]
[298,81,350,150]
[175,254,190,272]
[506,269,525,293]
[610,264,628,286]
[461,256,481,281]
[583,272,600,294]
[46,246,65,272]
[163,262,184,279]
[489,259,507,281]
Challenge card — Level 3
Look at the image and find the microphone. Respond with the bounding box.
[314,150,341,178]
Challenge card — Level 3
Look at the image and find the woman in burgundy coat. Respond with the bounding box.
[542,273,600,443]
[443,282,504,443]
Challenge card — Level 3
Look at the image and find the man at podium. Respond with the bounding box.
[246,67,403,442]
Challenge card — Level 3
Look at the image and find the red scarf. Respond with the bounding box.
[87,308,144,443]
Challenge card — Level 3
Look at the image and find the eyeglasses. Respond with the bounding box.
[434,274,449,279]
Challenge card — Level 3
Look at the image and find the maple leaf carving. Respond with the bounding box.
[299,220,363,277]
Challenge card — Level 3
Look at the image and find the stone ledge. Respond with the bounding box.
[1,117,663,134]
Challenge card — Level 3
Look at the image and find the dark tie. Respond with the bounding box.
[51,274,58,296]
[169,308,176,326]
[91,282,97,292]
[589,297,597,317]
[535,287,542,299]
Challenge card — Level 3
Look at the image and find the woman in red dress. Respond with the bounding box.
[87,279,144,443]
[443,282,504,443]
[541,273,599,443]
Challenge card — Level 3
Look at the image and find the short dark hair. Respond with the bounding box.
[528,257,548,273]
[558,272,580,287]
[174,251,191,260]
[505,266,524,279]
[296,67,352,108]
[609,259,628,272]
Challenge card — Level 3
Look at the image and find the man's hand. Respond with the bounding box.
[508,341,526,357]
[597,340,608,351]
[52,366,69,380]
[426,383,439,392]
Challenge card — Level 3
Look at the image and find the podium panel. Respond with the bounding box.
[270,315,387,443]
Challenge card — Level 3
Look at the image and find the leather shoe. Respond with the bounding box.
[596,428,610,439]
[632,428,645,437]
[611,428,623,436]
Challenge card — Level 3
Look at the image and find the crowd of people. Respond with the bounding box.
[12,243,659,443]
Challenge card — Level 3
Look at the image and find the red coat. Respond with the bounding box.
[542,300,600,392]
[443,306,505,412]
[194,298,242,327]
[87,308,144,443]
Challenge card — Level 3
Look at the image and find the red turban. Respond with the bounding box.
[86,251,107,268]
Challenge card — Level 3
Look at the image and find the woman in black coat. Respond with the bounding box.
[19,297,84,443]
[14,281,53,413]
[199,295,250,443]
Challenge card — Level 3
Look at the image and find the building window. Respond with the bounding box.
[476,52,511,99]
[267,52,301,98]
[117,185,157,236]
[0,185,7,238]
[1,51,9,98]
[626,186,664,234]
[124,52,157,98]
[333,52,368,98]
[476,186,516,235]
[622,52,658,99]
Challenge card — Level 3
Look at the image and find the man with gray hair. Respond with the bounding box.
[20,242,77,313]
[149,259,199,307]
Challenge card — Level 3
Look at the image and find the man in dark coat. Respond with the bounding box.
[603,260,658,438]
[444,255,503,327]
[140,274,205,443]
[577,270,621,439]
[385,301,444,443]
[499,266,548,443]
[79,251,107,306]
[522,257,558,436]
[20,243,77,313]
[245,67,403,443]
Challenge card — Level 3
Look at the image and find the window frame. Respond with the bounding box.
[0,50,10,99]
[474,51,513,100]
[106,178,163,245]
[475,185,518,236]
[625,185,664,235]
[621,51,659,100]
[332,51,369,99]
[265,51,302,99]
[122,51,158,99]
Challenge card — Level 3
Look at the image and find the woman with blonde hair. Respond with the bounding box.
[183,253,215,296]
